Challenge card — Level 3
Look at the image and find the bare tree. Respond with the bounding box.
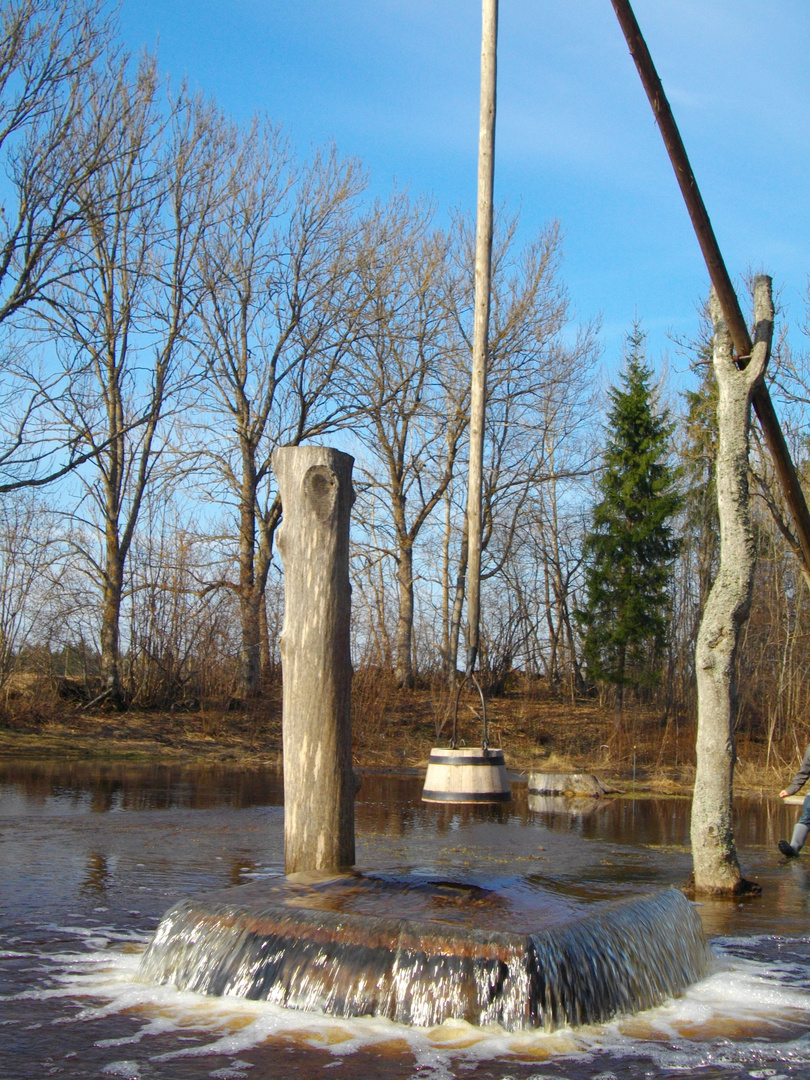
[0,0,118,490]
[443,214,599,685]
[0,491,59,691]
[125,495,240,709]
[36,60,226,705]
[350,198,467,688]
[196,132,368,697]
[529,449,592,693]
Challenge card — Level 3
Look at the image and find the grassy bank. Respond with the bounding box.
[0,676,798,797]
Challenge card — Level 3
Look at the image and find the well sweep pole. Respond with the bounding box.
[610,0,810,580]
[466,0,498,677]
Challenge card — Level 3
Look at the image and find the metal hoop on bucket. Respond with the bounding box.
[423,673,509,804]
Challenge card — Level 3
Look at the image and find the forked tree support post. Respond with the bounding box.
[273,445,356,874]
[691,278,773,895]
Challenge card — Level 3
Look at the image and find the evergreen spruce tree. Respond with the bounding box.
[673,326,719,713]
[577,326,682,721]
[681,316,719,611]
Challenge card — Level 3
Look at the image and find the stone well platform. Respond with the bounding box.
[138,871,710,1032]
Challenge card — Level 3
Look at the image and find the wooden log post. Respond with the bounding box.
[273,446,355,874]
[690,279,773,895]
[465,0,498,679]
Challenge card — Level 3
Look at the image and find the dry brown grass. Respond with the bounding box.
[0,670,804,794]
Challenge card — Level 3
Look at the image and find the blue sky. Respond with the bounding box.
[119,1,810,384]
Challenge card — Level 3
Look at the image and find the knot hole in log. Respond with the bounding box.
[303,465,337,521]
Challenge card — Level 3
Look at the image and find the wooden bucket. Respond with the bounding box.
[421,747,511,804]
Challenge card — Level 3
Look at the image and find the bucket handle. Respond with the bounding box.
[451,671,488,750]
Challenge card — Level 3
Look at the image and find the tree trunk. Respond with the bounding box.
[256,497,282,686]
[613,679,624,731]
[613,644,625,731]
[691,278,773,895]
[274,445,355,874]
[100,551,124,708]
[440,487,452,679]
[238,452,262,698]
[447,516,469,688]
[239,588,262,698]
[259,595,272,685]
[395,543,415,688]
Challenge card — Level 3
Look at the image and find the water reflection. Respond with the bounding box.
[0,764,793,844]
[3,758,804,939]
[228,855,258,887]
[0,760,285,811]
[0,759,795,855]
[80,850,111,894]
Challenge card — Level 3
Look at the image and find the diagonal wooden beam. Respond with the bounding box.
[610,0,810,580]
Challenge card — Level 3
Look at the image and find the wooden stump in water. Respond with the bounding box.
[528,772,619,798]
[273,446,355,874]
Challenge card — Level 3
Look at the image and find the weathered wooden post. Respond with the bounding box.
[273,445,355,874]
[465,0,498,680]
[690,279,772,895]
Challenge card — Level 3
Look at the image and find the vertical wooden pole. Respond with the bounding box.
[273,445,355,874]
[466,0,498,677]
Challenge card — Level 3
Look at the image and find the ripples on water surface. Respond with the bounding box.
[2,760,810,1078]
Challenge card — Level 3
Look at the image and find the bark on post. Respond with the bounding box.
[690,278,773,895]
[100,557,124,707]
[273,445,355,874]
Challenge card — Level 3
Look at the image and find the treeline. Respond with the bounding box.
[1,1,809,763]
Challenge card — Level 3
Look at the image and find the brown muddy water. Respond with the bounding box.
[1,761,809,1079]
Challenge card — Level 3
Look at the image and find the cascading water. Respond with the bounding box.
[138,874,710,1031]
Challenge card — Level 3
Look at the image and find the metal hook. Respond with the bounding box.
[450,670,488,750]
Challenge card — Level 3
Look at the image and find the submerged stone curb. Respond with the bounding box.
[139,881,709,1032]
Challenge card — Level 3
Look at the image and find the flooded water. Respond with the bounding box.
[2,760,810,1079]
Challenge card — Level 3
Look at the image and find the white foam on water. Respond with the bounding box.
[27,927,810,1075]
[101,1062,141,1078]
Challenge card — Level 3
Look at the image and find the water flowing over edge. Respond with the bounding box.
[137,886,710,1031]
